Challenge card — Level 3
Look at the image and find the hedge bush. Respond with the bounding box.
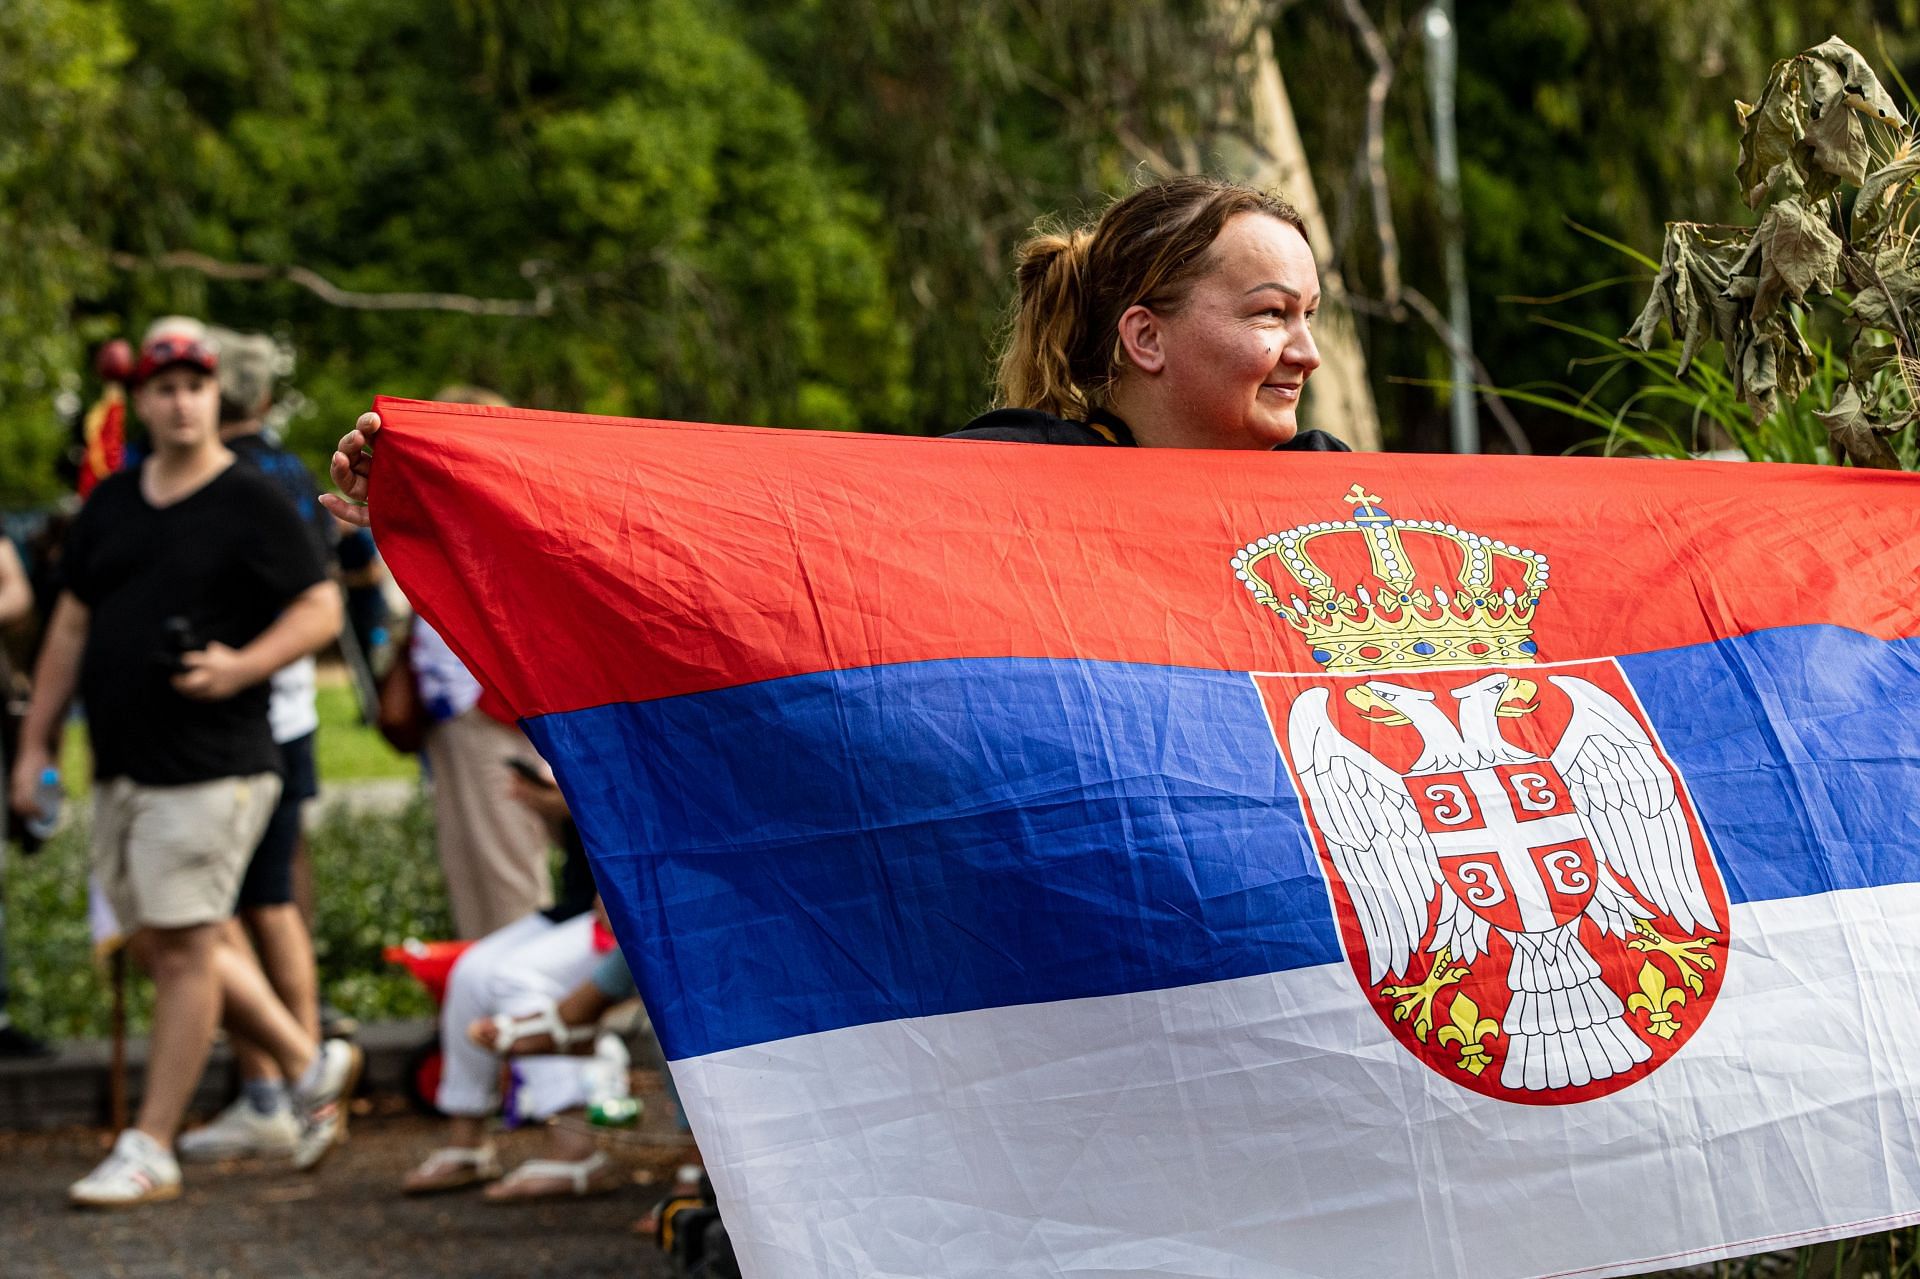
[3,791,455,1038]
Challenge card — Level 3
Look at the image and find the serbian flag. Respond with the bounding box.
[374,396,1920,1279]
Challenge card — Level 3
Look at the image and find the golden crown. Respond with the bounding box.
[1232,484,1549,673]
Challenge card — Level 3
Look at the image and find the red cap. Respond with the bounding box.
[134,323,219,385]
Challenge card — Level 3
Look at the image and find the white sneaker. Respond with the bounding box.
[177,1095,299,1162]
[69,1129,182,1208]
[292,1038,364,1171]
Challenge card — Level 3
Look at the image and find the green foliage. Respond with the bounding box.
[730,0,1166,433]
[2,822,151,1038]
[0,0,911,500]
[7,2,1920,474]
[1442,313,1849,464]
[1628,36,1920,468]
[306,794,447,1024]
[0,0,131,502]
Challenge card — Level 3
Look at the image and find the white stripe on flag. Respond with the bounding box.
[675,884,1920,1279]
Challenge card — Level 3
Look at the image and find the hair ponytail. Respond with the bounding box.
[995,227,1093,420]
[992,177,1308,419]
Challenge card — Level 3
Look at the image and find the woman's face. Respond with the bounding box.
[1129,212,1322,449]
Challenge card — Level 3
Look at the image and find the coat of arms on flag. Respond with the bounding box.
[1238,485,1730,1102]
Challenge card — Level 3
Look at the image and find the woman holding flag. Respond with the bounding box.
[955,175,1346,453]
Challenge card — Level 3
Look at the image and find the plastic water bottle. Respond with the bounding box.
[584,1033,641,1128]
[23,767,62,842]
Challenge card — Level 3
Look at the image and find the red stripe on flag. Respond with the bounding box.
[371,397,1920,720]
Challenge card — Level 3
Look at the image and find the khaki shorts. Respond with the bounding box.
[92,773,282,931]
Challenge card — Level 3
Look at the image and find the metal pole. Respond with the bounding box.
[1423,1,1479,454]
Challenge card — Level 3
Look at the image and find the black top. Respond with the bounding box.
[228,432,336,564]
[64,463,329,784]
[949,405,1351,452]
[336,527,378,572]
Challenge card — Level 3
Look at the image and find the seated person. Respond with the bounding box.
[401,762,627,1200]
[471,945,712,1248]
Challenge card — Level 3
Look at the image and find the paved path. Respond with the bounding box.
[0,1105,694,1279]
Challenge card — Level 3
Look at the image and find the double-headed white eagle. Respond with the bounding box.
[1289,673,1717,1091]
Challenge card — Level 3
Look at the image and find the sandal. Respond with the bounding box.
[468,1002,596,1057]
[402,1144,502,1195]
[482,1151,619,1202]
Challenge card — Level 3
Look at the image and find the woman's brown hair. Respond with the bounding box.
[995,177,1307,419]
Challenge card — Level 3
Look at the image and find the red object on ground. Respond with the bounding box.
[384,938,475,1005]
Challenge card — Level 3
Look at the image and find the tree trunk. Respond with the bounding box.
[1221,8,1384,451]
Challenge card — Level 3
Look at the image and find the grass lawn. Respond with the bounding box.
[313,676,419,783]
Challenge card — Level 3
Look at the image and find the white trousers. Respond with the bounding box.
[435,912,601,1121]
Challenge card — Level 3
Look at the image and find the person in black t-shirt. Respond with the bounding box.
[9,317,360,1208]
[950,176,1348,455]
[172,330,338,1162]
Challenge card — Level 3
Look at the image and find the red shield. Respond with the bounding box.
[1254,658,1731,1105]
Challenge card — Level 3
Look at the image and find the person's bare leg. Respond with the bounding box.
[291,837,315,930]
[211,938,316,1082]
[544,1118,597,1163]
[554,982,618,1033]
[132,924,227,1145]
[245,904,319,1042]
[213,919,284,1087]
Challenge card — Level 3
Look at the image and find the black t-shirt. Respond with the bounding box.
[64,463,328,785]
[948,405,1351,452]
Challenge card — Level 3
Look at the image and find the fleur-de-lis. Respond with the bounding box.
[1378,948,1469,1043]
[1627,960,1687,1039]
[1626,920,1718,996]
[1435,992,1498,1075]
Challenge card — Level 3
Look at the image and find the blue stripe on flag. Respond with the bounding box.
[1620,625,1920,906]
[529,658,1341,1060]
[527,625,1920,1059]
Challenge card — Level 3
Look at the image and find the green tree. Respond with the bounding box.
[0,0,131,503]
[3,0,910,499]
[1275,0,1920,451]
